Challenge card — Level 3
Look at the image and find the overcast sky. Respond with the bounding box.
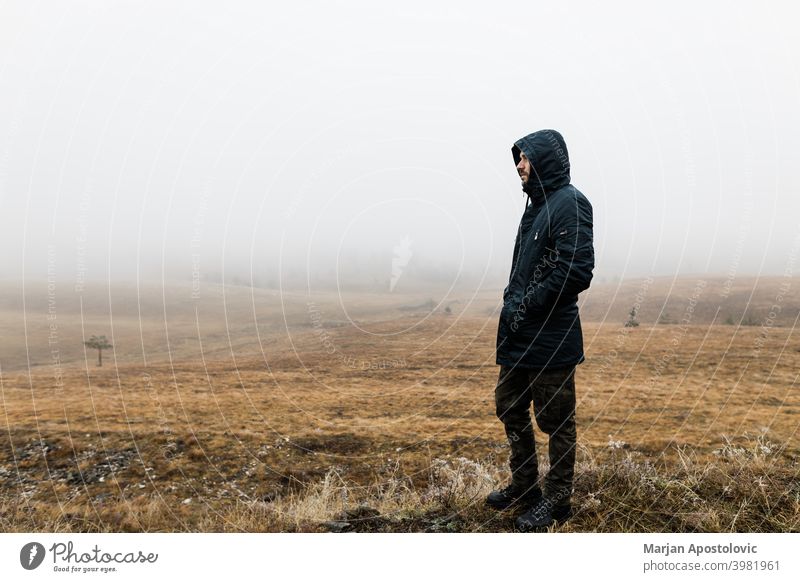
[2,0,798,290]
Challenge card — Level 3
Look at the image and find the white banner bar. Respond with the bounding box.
[2,533,797,581]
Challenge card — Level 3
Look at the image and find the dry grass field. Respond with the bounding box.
[1,277,798,532]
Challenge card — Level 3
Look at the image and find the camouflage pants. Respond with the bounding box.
[494,364,577,505]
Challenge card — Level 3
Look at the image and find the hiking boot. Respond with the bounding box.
[485,483,542,511]
[515,496,572,531]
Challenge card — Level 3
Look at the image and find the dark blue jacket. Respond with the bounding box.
[496,129,595,369]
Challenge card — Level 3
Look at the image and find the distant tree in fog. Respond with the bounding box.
[84,335,113,367]
[625,307,640,328]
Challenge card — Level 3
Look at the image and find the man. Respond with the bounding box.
[486,129,594,532]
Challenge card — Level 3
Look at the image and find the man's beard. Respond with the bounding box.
[521,175,543,197]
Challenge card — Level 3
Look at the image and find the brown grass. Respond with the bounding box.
[1,280,799,532]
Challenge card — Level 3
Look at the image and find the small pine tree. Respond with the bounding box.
[84,335,113,367]
[625,306,640,328]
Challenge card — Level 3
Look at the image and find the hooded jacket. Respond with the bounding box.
[496,129,594,369]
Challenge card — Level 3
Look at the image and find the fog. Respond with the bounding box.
[2,0,799,292]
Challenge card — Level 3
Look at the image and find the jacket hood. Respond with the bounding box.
[512,129,571,202]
